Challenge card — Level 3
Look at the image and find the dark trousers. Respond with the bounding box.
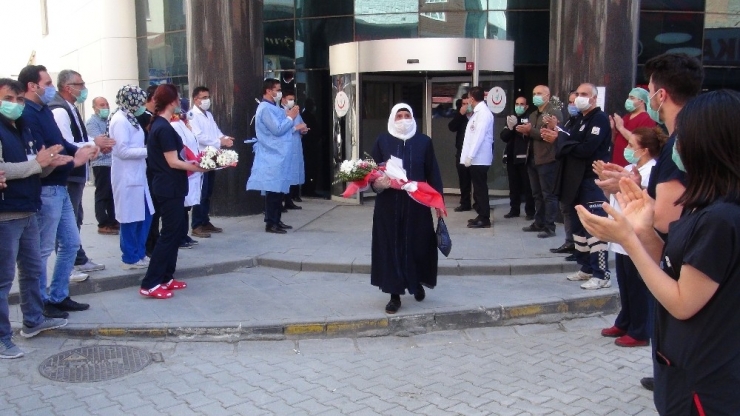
[66,180,89,266]
[469,165,490,220]
[192,170,215,229]
[455,150,472,208]
[527,160,558,232]
[572,181,610,280]
[145,171,160,256]
[265,191,284,226]
[613,253,649,341]
[181,207,193,245]
[506,162,534,216]
[560,201,574,244]
[141,195,185,290]
[92,166,116,227]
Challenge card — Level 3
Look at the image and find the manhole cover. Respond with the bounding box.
[39,345,152,383]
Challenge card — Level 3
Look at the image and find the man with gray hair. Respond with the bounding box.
[85,96,117,235]
[49,70,115,279]
[544,83,612,290]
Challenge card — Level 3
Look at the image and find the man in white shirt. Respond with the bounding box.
[188,86,235,238]
[460,86,494,228]
[49,69,115,277]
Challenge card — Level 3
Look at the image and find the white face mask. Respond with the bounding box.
[394,119,415,135]
[273,91,282,102]
[574,96,591,112]
[200,98,211,111]
[284,99,295,109]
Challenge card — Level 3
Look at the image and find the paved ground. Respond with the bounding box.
[3,316,656,415]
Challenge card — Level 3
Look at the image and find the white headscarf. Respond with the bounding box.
[387,103,417,141]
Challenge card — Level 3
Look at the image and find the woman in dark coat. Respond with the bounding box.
[370,104,444,314]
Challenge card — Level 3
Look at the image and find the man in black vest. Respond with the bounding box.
[49,70,115,278]
[0,78,74,357]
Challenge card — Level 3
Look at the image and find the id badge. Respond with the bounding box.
[27,154,37,161]
[521,118,529,124]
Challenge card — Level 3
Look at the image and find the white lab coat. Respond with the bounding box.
[460,101,494,166]
[171,120,203,207]
[110,111,154,223]
[188,105,224,151]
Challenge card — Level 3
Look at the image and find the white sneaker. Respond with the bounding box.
[140,256,151,265]
[69,271,89,283]
[121,260,148,270]
[580,277,612,290]
[566,271,592,281]
[75,260,105,273]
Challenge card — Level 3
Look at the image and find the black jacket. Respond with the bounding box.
[0,117,42,213]
[447,112,469,153]
[499,114,531,165]
[554,107,611,205]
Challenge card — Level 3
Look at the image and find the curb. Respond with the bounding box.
[8,257,258,306]
[46,293,619,342]
[10,255,607,305]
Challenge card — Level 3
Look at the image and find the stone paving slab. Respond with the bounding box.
[10,191,593,303]
[10,268,619,341]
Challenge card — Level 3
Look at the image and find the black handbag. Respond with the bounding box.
[436,217,452,257]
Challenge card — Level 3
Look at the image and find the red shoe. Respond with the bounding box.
[161,279,187,290]
[615,334,649,347]
[600,326,627,338]
[139,285,173,299]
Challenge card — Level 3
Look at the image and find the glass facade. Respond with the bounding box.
[133,0,740,198]
[135,0,190,97]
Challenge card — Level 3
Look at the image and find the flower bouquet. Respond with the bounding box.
[334,157,382,196]
[183,145,238,176]
[338,155,447,216]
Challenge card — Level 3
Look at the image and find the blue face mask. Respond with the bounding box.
[672,141,686,172]
[39,85,57,104]
[514,105,525,116]
[532,95,545,107]
[647,90,664,125]
[567,104,578,116]
[134,106,146,117]
[624,99,636,113]
[466,103,473,113]
[623,148,641,165]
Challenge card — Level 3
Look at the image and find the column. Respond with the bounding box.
[549,0,640,116]
[187,0,264,216]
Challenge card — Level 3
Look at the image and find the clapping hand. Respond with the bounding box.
[94,135,116,154]
[506,115,517,130]
[287,105,300,120]
[0,171,6,189]
[515,122,532,135]
[540,128,558,143]
[543,114,559,130]
[576,177,655,246]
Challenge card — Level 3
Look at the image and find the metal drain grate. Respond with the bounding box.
[39,345,152,383]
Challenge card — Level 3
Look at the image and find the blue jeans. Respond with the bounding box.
[0,215,45,342]
[120,205,153,264]
[38,186,80,304]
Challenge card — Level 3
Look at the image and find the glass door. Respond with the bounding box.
[427,77,472,195]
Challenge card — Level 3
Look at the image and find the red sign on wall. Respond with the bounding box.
[465,62,475,72]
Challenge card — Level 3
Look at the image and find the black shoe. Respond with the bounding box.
[454,205,472,212]
[43,303,69,319]
[265,225,287,234]
[385,297,401,314]
[550,242,575,253]
[525,215,535,221]
[640,377,654,391]
[293,196,303,202]
[503,212,520,218]
[285,203,302,210]
[522,223,544,232]
[277,222,292,230]
[53,297,90,312]
[565,253,577,261]
[414,284,425,302]
[537,229,556,238]
[467,219,492,229]
[467,216,480,224]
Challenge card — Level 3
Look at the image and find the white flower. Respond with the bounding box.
[340,160,354,174]
[200,157,217,169]
[216,150,239,167]
[202,146,219,159]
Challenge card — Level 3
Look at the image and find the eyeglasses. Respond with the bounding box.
[68,83,86,88]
